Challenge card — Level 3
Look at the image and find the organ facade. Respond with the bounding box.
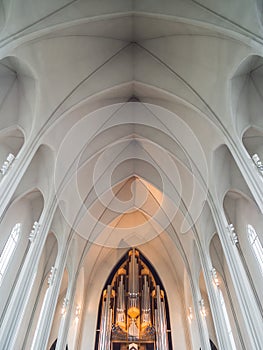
[97,249,170,350]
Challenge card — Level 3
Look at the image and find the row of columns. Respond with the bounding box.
[188,279,211,350]
[0,195,62,349]
[0,192,250,350]
[211,203,263,349]
[190,196,263,350]
[196,245,234,350]
[0,133,79,347]
[0,133,262,349]
[0,218,261,350]
[0,201,79,350]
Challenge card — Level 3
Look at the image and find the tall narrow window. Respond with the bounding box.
[247,224,263,275]
[219,290,236,350]
[0,223,21,284]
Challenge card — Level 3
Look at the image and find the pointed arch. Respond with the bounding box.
[95,248,172,350]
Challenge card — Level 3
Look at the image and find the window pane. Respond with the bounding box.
[247,225,263,275]
[219,290,236,350]
[0,223,21,284]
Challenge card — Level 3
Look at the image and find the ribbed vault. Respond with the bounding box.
[1,2,263,349]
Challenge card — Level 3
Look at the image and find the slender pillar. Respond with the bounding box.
[192,282,211,350]
[155,286,169,350]
[55,275,78,350]
[211,201,263,349]
[0,199,57,350]
[198,247,235,349]
[98,285,112,350]
[31,242,69,350]
[196,303,211,350]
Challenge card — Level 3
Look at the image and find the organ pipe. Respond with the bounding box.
[141,274,151,325]
[128,249,139,295]
[156,285,169,350]
[98,285,112,350]
[116,273,126,325]
[98,249,170,349]
[127,249,140,338]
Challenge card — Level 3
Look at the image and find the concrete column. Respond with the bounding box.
[199,250,234,350]
[0,199,57,350]
[31,243,69,350]
[56,274,79,350]
[191,279,211,350]
[212,202,263,350]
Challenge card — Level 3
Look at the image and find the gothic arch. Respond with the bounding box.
[231,55,263,137]
[95,248,172,350]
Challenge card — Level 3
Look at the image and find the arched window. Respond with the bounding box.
[247,224,263,275]
[219,289,236,350]
[0,223,21,284]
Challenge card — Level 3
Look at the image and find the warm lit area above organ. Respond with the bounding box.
[86,176,168,247]
[89,176,163,224]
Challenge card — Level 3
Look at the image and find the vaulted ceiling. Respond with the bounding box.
[0,0,262,295]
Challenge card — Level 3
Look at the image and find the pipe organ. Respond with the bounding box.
[98,249,169,350]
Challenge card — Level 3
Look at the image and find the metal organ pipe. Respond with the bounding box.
[141,274,151,324]
[156,285,169,350]
[97,249,171,349]
[128,249,139,295]
[116,274,125,324]
[98,285,112,350]
[127,249,140,338]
